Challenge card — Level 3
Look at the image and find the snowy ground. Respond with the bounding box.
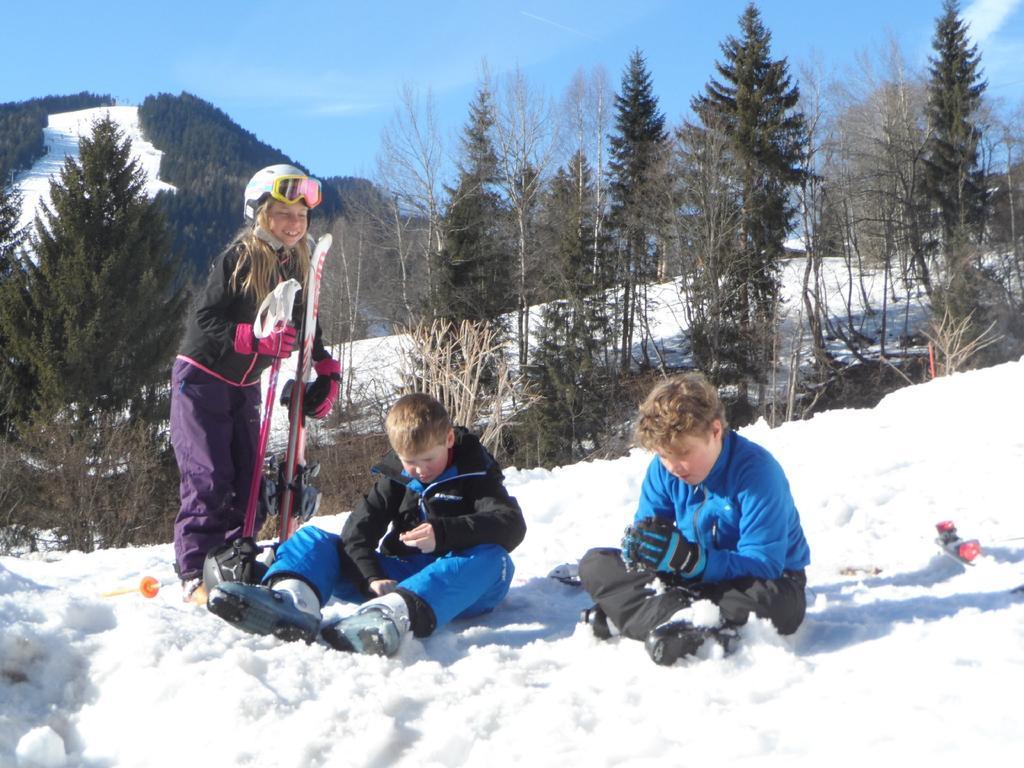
[13,106,175,235]
[3,358,1023,767]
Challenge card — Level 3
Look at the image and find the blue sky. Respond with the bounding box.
[4,1,1023,180]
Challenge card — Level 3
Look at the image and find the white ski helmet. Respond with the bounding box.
[243,164,322,222]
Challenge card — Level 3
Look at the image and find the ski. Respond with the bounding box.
[935,520,982,566]
[277,233,332,542]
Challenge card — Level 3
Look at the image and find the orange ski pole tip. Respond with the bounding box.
[139,575,160,598]
[101,575,163,598]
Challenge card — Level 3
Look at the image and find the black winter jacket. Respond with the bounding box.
[340,428,526,591]
[178,240,326,386]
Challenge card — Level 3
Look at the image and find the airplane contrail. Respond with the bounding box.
[520,11,600,41]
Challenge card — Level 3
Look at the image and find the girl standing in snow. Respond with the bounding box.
[171,164,341,604]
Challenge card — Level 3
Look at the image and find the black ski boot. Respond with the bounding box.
[645,621,738,665]
[580,604,615,640]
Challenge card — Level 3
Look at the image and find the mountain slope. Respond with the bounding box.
[12,106,174,236]
[0,92,112,183]
[6,92,378,275]
[138,91,353,273]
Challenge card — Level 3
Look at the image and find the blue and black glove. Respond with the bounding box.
[621,526,642,570]
[623,517,705,577]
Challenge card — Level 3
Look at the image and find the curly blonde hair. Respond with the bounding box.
[635,373,727,452]
[229,202,311,306]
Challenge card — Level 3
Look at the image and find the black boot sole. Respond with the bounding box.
[207,589,317,644]
[645,622,737,666]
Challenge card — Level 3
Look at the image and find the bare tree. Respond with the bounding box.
[821,41,932,360]
[924,307,1001,375]
[673,116,742,384]
[558,68,617,371]
[3,414,175,554]
[376,84,449,322]
[561,67,613,275]
[398,319,535,454]
[795,56,833,372]
[493,67,558,364]
[323,217,367,408]
[988,104,1024,303]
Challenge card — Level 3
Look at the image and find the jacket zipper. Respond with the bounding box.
[417,470,489,520]
[692,484,709,547]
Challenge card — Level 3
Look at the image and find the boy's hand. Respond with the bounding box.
[399,523,437,553]
[369,579,397,596]
[627,517,705,577]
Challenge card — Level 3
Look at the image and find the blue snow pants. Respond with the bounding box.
[171,358,261,580]
[264,525,515,630]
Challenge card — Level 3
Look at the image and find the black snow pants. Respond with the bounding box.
[579,547,807,641]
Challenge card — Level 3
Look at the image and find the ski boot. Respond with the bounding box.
[207,579,321,644]
[321,593,410,657]
[579,604,617,640]
[645,620,738,666]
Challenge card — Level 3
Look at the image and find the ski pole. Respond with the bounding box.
[242,279,301,538]
[100,575,162,599]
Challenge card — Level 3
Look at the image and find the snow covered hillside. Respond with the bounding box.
[3,358,1023,767]
[13,106,175,234]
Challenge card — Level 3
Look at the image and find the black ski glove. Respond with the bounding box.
[304,357,341,419]
[623,517,705,577]
[280,359,341,418]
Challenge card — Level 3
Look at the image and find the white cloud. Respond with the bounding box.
[307,99,385,117]
[962,0,1023,43]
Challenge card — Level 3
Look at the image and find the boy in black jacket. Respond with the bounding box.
[208,393,526,656]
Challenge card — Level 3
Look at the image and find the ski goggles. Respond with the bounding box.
[268,175,322,209]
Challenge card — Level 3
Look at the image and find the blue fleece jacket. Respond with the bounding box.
[634,431,810,583]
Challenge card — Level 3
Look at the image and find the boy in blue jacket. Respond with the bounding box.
[207,393,526,656]
[579,372,810,664]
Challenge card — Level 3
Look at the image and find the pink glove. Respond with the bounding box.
[234,323,297,359]
[306,357,341,418]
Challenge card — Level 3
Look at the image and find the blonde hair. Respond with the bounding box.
[635,372,727,452]
[386,393,453,456]
[229,202,311,306]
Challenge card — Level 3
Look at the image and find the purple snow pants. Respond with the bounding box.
[171,358,262,580]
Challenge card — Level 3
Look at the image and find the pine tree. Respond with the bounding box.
[526,152,613,465]
[923,1,1002,360]
[0,115,187,424]
[692,3,807,398]
[0,180,23,284]
[0,180,29,428]
[607,49,670,372]
[433,83,513,323]
[924,0,987,244]
[674,118,746,387]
